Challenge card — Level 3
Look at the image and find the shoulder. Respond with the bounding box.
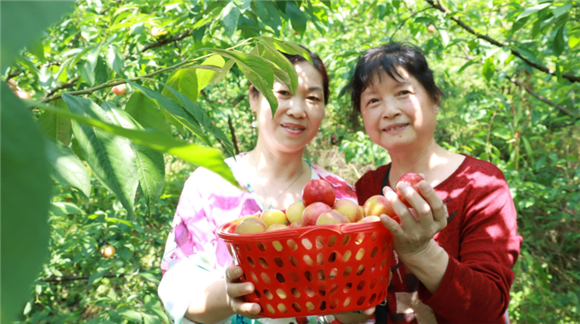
[312,165,357,201]
[453,155,509,189]
[355,164,391,204]
[183,154,247,195]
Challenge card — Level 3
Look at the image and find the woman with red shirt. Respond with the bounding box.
[350,42,522,324]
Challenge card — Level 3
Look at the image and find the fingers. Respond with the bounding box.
[363,307,376,316]
[417,180,448,228]
[225,266,243,282]
[231,300,261,316]
[226,281,255,299]
[384,187,419,232]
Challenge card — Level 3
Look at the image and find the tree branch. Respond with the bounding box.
[141,29,193,52]
[390,7,433,40]
[44,77,79,99]
[5,62,61,82]
[425,0,580,83]
[227,115,240,155]
[508,76,578,118]
[41,273,130,282]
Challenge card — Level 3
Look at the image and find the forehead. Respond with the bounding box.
[362,67,413,93]
[294,61,323,89]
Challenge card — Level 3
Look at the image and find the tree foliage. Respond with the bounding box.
[2,0,579,323]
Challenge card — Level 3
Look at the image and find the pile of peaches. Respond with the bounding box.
[234,173,423,235]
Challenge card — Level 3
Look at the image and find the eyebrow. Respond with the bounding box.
[308,86,323,92]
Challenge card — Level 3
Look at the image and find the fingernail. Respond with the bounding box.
[399,181,409,189]
[385,190,398,200]
[245,284,254,294]
[419,181,431,193]
[383,186,394,193]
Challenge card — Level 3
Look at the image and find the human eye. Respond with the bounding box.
[366,98,380,107]
[277,90,292,97]
[397,90,412,97]
[307,95,321,102]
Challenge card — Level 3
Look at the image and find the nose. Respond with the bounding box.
[285,97,307,119]
[381,98,401,119]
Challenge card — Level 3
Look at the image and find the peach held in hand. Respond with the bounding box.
[396,172,425,208]
[363,195,396,217]
[333,199,363,223]
[234,217,267,234]
[302,202,332,226]
[260,209,287,227]
[286,201,305,224]
[302,179,335,207]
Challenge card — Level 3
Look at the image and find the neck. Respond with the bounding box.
[388,139,451,183]
[250,139,305,182]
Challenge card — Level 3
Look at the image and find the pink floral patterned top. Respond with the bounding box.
[158,153,357,324]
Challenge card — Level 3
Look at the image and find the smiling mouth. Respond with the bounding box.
[281,125,305,131]
[383,124,409,132]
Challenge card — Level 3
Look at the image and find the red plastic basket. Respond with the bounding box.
[217,219,392,318]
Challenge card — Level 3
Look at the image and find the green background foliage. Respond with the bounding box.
[1,0,579,323]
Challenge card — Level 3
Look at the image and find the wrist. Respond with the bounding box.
[398,239,441,266]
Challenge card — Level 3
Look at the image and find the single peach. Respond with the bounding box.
[260,209,287,227]
[302,202,332,226]
[363,195,396,217]
[333,199,363,223]
[286,201,305,223]
[316,210,350,225]
[234,217,267,234]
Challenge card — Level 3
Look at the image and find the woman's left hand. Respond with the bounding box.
[380,180,448,258]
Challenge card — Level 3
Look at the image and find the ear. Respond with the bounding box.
[249,85,258,113]
[434,105,439,114]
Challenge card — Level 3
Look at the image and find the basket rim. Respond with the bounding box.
[217,219,388,243]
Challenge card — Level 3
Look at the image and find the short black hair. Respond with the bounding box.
[350,42,441,112]
[251,48,330,105]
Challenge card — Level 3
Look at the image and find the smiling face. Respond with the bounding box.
[360,67,438,152]
[251,61,326,154]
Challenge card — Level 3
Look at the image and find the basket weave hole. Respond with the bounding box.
[289,272,300,283]
[291,287,301,298]
[277,303,287,313]
[305,286,315,297]
[355,248,366,261]
[356,264,366,276]
[254,290,261,298]
[275,273,285,283]
[370,246,379,258]
[250,272,259,283]
[319,300,327,311]
[287,239,298,251]
[316,253,325,265]
[318,285,326,296]
[247,257,255,267]
[369,293,377,305]
[381,242,388,254]
[343,297,351,307]
[329,283,339,295]
[303,255,314,266]
[261,273,271,284]
[341,234,352,246]
[264,289,274,300]
[357,296,366,306]
[343,282,353,293]
[343,266,352,278]
[256,243,267,252]
[276,288,287,299]
[288,255,299,267]
[370,262,379,274]
[272,241,283,252]
[357,280,366,291]
[258,257,269,268]
[342,250,352,262]
[304,271,314,282]
[301,238,313,250]
[292,302,302,313]
[370,278,378,289]
[273,257,284,267]
[371,232,378,241]
[330,299,339,309]
[378,289,386,300]
[266,304,276,314]
[328,252,337,263]
[244,244,252,251]
[380,259,386,270]
[318,269,325,281]
[315,236,324,249]
[355,233,365,245]
[329,268,338,279]
[306,301,315,311]
[327,235,337,247]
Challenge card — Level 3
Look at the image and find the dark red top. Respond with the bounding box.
[355,155,522,324]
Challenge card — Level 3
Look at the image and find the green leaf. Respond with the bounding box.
[38,99,72,146]
[106,45,125,77]
[255,36,299,93]
[45,138,91,197]
[62,94,139,218]
[439,30,450,47]
[1,84,52,324]
[155,80,235,157]
[49,202,84,216]
[196,55,226,92]
[125,80,212,146]
[101,102,165,215]
[553,24,566,56]
[512,46,539,63]
[221,1,240,38]
[88,264,113,285]
[254,1,282,35]
[138,272,160,285]
[569,32,580,49]
[28,100,240,189]
[125,92,172,136]
[457,60,478,74]
[29,39,45,62]
[119,309,143,323]
[517,3,551,20]
[269,38,312,62]
[482,57,495,81]
[522,136,535,166]
[286,1,307,35]
[162,67,199,103]
[0,1,73,71]
[208,59,235,85]
[553,3,572,18]
[205,48,277,114]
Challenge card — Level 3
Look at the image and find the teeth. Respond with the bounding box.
[284,126,303,130]
[385,125,406,131]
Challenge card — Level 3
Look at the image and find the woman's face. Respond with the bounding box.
[251,61,326,154]
[359,67,438,152]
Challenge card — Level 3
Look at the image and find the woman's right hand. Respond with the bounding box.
[225,266,262,319]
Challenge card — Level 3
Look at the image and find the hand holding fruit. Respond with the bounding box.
[380,173,448,258]
[225,266,261,319]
